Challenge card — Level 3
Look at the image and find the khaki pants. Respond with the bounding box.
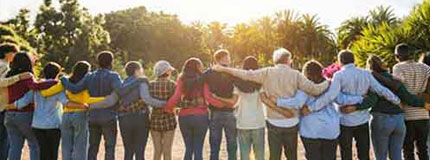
[151,130,175,160]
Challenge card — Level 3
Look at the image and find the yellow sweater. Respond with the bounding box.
[41,83,105,113]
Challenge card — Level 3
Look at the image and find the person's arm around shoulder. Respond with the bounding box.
[61,76,88,94]
[164,79,183,113]
[276,90,308,109]
[307,73,342,112]
[0,72,32,88]
[203,83,227,108]
[139,82,166,107]
[297,71,329,97]
[41,83,65,97]
[89,92,119,110]
[212,65,267,84]
[368,72,400,105]
[13,90,34,109]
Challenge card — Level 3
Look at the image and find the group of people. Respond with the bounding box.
[0,41,429,160]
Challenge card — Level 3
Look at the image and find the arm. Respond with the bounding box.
[335,93,363,106]
[27,79,58,90]
[40,83,64,97]
[397,85,424,107]
[87,97,106,104]
[56,92,87,109]
[13,91,34,109]
[276,90,308,109]
[368,73,400,105]
[260,93,295,118]
[110,73,122,89]
[307,75,342,112]
[139,83,167,107]
[89,92,119,109]
[214,94,239,107]
[117,78,147,97]
[297,72,329,97]
[203,83,227,108]
[213,65,267,84]
[356,92,378,110]
[61,76,88,94]
[0,75,21,87]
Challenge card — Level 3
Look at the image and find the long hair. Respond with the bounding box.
[366,55,387,73]
[302,60,325,84]
[180,57,204,98]
[235,56,262,93]
[6,51,33,78]
[69,61,91,84]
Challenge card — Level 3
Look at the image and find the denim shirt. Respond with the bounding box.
[61,69,122,122]
[14,90,68,129]
[277,90,363,139]
[307,64,400,127]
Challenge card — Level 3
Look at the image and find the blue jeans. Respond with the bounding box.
[88,118,117,160]
[61,112,89,160]
[238,128,265,160]
[0,112,8,160]
[209,112,237,160]
[179,114,209,160]
[4,112,39,160]
[119,112,150,160]
[371,113,406,160]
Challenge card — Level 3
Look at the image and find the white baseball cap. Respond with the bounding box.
[154,60,175,76]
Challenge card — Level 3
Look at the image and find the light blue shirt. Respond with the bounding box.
[277,90,363,139]
[15,91,68,129]
[307,64,400,126]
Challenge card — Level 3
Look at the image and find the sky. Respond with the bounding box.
[0,0,424,30]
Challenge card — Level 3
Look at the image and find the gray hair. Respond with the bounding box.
[273,48,292,64]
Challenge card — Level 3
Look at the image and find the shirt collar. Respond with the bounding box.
[342,63,355,69]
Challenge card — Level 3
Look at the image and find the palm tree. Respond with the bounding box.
[336,16,369,49]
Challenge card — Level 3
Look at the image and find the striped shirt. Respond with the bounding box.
[393,61,430,120]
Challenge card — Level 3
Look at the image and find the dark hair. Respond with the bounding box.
[302,60,325,84]
[338,50,355,65]
[367,55,387,73]
[125,61,142,77]
[159,73,170,78]
[69,61,91,84]
[395,43,411,61]
[420,52,430,66]
[235,56,262,93]
[0,43,18,59]
[6,52,33,77]
[97,51,114,69]
[41,62,62,79]
[180,58,204,98]
[214,49,230,62]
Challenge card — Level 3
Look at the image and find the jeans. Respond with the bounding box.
[4,112,39,160]
[179,114,209,160]
[301,137,337,160]
[371,113,405,160]
[267,122,298,160]
[119,112,150,160]
[32,128,61,160]
[0,112,8,160]
[151,130,175,160]
[61,112,89,160]
[88,118,117,160]
[403,119,429,160]
[209,111,237,160]
[339,122,370,160]
[237,128,265,160]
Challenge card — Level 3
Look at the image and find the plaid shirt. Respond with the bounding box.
[149,78,177,131]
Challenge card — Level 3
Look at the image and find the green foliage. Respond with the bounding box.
[34,0,110,71]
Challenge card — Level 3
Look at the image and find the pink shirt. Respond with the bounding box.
[165,78,224,116]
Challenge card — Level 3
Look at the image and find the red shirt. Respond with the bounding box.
[165,78,225,116]
[8,78,57,112]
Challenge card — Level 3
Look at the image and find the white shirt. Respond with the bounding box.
[234,88,266,129]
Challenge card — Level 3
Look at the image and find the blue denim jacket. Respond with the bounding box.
[61,69,122,122]
[14,90,68,129]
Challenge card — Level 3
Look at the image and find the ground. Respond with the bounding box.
[21,127,374,160]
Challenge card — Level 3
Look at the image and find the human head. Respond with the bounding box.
[6,51,33,77]
[125,61,144,77]
[302,60,325,84]
[273,48,292,65]
[41,62,62,79]
[97,51,114,69]
[214,49,231,66]
[235,56,262,93]
[0,43,19,62]
[180,57,204,97]
[154,60,175,78]
[69,61,91,84]
[395,43,411,62]
[367,55,387,73]
[338,50,355,66]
